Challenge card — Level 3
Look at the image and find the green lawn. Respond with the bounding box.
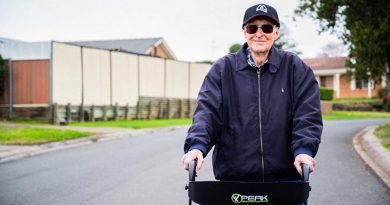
[332,97,380,104]
[70,118,192,129]
[1,120,49,125]
[374,123,390,151]
[0,126,90,145]
[323,111,390,120]
[375,123,390,138]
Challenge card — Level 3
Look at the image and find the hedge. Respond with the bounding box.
[320,87,334,101]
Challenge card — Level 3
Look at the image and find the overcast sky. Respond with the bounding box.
[0,0,346,62]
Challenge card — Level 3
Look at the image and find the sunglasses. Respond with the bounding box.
[245,24,275,34]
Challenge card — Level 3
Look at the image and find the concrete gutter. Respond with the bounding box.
[353,126,390,188]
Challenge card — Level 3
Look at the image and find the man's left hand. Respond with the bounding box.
[294,154,316,176]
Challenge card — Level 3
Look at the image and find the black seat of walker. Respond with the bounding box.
[186,161,310,205]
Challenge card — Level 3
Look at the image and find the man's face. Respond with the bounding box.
[243,19,279,54]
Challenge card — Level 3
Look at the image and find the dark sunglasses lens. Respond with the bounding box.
[261,25,274,33]
[246,25,258,34]
[246,25,274,34]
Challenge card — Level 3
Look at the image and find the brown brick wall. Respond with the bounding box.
[339,74,381,98]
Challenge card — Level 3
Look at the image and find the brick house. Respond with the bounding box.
[304,56,387,98]
[69,37,177,60]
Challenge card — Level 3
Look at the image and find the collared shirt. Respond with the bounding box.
[246,47,268,69]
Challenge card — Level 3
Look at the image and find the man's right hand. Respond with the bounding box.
[181,149,204,173]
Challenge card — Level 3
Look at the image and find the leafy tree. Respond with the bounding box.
[196,60,214,64]
[317,41,348,57]
[295,0,390,82]
[0,54,6,98]
[229,43,241,54]
[274,22,301,55]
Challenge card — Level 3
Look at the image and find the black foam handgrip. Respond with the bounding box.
[301,163,310,182]
[189,160,197,181]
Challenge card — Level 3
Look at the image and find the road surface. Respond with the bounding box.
[0,119,389,204]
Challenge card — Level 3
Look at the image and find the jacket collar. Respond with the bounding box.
[235,42,281,73]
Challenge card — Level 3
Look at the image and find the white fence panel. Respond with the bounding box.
[166,60,189,98]
[111,52,139,106]
[139,56,165,97]
[83,48,111,105]
[52,42,82,105]
[189,63,211,99]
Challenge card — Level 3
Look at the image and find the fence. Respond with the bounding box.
[0,42,211,123]
[52,97,196,124]
[52,42,210,106]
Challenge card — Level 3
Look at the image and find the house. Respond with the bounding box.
[69,37,177,60]
[304,56,387,98]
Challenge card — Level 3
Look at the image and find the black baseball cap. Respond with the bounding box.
[242,4,280,28]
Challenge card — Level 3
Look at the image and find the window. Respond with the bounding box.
[320,76,327,87]
[355,79,369,89]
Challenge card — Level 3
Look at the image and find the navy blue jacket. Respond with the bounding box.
[184,43,322,181]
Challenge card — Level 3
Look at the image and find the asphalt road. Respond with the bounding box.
[0,119,389,205]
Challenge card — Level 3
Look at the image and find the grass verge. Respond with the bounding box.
[0,126,90,145]
[323,111,390,120]
[1,120,49,125]
[70,118,192,129]
[332,97,380,104]
[374,123,390,151]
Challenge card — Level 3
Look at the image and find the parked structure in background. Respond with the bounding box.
[304,56,387,99]
[69,37,177,60]
[0,37,210,123]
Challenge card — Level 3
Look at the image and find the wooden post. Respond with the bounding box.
[136,100,140,119]
[103,105,107,121]
[158,100,163,119]
[167,99,171,119]
[187,99,192,118]
[125,103,129,120]
[114,103,119,120]
[91,105,95,122]
[80,104,84,122]
[148,100,153,119]
[180,99,185,118]
[52,103,59,124]
[66,103,72,123]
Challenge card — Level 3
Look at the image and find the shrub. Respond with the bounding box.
[377,86,390,111]
[320,87,334,101]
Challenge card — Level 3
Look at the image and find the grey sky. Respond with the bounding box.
[0,0,344,61]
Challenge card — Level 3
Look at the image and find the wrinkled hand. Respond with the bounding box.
[181,149,204,173]
[294,154,316,176]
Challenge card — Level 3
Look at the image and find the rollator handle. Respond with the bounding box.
[301,163,310,182]
[189,160,197,181]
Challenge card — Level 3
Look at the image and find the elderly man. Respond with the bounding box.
[181,3,322,182]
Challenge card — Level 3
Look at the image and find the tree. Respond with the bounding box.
[317,41,348,57]
[295,0,390,82]
[0,54,6,98]
[274,22,301,55]
[229,43,241,54]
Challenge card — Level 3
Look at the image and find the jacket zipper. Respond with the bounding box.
[257,69,265,182]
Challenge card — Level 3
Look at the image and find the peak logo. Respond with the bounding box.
[256,4,268,13]
[231,193,269,203]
